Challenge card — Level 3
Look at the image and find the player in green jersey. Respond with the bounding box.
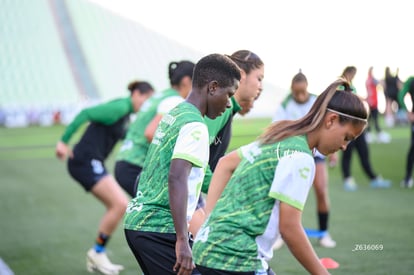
[124,53,241,275]
[193,78,368,275]
[55,80,154,275]
[189,50,264,237]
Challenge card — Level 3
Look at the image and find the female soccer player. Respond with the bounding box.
[340,66,391,191]
[193,78,368,275]
[398,76,414,188]
[190,50,264,237]
[55,80,154,275]
[124,53,241,275]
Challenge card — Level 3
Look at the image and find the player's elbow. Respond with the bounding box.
[279,205,302,239]
[216,152,240,173]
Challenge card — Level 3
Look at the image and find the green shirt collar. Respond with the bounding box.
[231,96,242,113]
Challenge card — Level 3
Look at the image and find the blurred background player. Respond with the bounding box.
[382,67,404,127]
[365,66,391,143]
[398,76,414,188]
[55,80,154,275]
[272,71,336,249]
[340,66,391,191]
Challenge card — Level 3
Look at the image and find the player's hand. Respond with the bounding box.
[55,141,73,160]
[173,238,195,275]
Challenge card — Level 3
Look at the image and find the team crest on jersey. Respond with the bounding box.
[299,167,310,179]
[191,130,202,141]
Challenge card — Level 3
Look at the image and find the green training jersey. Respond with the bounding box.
[61,97,133,144]
[116,88,182,167]
[193,135,315,272]
[124,102,209,233]
[205,96,241,144]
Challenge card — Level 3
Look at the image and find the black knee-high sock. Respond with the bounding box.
[318,212,329,232]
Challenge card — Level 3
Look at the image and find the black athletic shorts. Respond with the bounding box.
[114,160,142,197]
[67,156,108,191]
[196,265,276,275]
[124,230,201,275]
[196,195,206,210]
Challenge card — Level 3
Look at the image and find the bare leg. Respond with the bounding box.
[91,175,129,236]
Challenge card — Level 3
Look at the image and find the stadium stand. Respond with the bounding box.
[1,0,284,127]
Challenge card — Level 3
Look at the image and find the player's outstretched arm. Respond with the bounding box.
[204,150,241,216]
[280,202,330,275]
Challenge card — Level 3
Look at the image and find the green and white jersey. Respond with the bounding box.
[272,93,317,122]
[193,135,315,272]
[124,102,209,233]
[116,88,183,167]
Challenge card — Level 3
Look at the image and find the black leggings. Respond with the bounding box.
[367,108,381,133]
[341,131,377,180]
[404,123,414,181]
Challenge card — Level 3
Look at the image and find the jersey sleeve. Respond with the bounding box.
[172,122,209,168]
[268,152,315,211]
[61,98,132,143]
[398,77,414,111]
[237,141,261,162]
[157,96,183,115]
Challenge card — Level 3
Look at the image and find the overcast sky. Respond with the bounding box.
[89,0,412,96]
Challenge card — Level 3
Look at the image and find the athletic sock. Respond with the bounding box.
[94,232,110,253]
[318,212,329,232]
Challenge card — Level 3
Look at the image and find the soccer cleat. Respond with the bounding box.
[319,233,337,248]
[377,132,391,143]
[343,177,357,191]
[365,132,375,143]
[86,248,124,275]
[370,177,391,189]
[272,235,285,250]
[400,178,413,189]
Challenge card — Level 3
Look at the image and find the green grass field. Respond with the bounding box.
[1,118,413,275]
